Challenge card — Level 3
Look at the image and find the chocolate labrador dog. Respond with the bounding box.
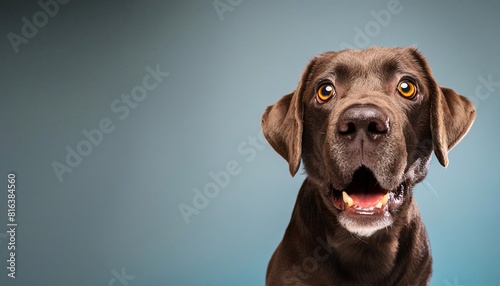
[262,47,475,285]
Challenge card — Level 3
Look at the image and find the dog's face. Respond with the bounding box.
[262,47,475,237]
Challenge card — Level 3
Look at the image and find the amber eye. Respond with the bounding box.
[317,83,336,102]
[397,80,417,99]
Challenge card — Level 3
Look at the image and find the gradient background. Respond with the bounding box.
[1,1,499,285]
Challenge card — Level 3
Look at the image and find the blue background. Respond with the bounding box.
[1,1,499,285]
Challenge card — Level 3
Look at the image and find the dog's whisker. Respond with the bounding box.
[422,180,439,200]
[356,235,368,244]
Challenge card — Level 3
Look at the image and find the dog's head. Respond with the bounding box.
[262,47,475,237]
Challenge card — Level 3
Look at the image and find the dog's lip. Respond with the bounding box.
[330,167,405,214]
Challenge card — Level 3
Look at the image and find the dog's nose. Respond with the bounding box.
[337,105,389,140]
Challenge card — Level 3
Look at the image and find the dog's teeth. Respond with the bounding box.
[375,193,390,209]
[381,193,390,206]
[342,191,354,207]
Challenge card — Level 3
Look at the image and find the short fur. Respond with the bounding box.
[262,47,475,285]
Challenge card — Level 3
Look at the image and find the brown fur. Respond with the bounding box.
[262,47,475,285]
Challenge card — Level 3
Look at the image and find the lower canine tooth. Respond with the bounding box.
[375,201,383,209]
[381,193,390,206]
[342,191,354,207]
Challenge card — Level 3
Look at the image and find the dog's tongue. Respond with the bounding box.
[349,192,385,208]
[343,167,389,208]
[345,175,387,207]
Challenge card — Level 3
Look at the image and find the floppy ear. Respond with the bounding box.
[430,86,476,167]
[261,58,318,176]
[408,47,475,167]
[261,92,302,176]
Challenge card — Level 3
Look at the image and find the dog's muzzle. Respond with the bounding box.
[327,105,407,236]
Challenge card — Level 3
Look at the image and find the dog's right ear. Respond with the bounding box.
[261,57,319,176]
[261,91,302,176]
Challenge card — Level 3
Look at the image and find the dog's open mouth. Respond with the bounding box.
[331,167,405,215]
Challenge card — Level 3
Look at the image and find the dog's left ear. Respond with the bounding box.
[261,57,320,176]
[430,86,476,167]
[408,48,476,167]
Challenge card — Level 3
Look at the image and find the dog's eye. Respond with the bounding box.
[317,83,336,102]
[397,80,417,99]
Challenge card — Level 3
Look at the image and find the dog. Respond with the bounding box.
[262,47,475,285]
